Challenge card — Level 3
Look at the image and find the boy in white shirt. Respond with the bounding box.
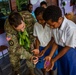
[43,5,76,75]
[32,7,57,75]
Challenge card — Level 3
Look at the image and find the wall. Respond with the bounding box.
[30,0,45,11]
[46,0,58,6]
[30,0,58,11]
[59,0,73,16]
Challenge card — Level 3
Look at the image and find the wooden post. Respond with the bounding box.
[9,0,17,12]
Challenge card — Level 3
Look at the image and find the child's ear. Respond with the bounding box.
[58,17,63,23]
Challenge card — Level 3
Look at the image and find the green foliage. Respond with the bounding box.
[18,29,31,51]
[0,0,10,15]
[16,0,29,11]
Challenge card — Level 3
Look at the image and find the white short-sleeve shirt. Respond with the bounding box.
[53,17,76,48]
[33,22,53,47]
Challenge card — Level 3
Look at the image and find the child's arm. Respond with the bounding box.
[44,45,70,71]
[35,37,40,49]
[32,37,40,56]
[39,37,54,57]
[44,42,58,70]
[53,46,70,62]
[44,41,58,62]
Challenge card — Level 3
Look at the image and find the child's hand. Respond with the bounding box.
[39,50,46,57]
[31,49,39,55]
[31,56,38,64]
[44,55,52,69]
[45,59,55,71]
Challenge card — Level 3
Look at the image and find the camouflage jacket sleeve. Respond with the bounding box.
[4,19,32,60]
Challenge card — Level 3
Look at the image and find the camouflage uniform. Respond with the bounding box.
[20,11,36,50]
[4,19,35,75]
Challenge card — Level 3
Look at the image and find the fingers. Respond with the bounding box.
[32,56,38,64]
[46,64,53,71]
[43,57,49,61]
[44,56,51,69]
[50,64,53,70]
[44,59,54,71]
[43,57,46,61]
[44,61,47,69]
[31,50,35,53]
[46,66,51,71]
[31,50,35,54]
[39,52,43,57]
[44,60,50,69]
[45,61,50,67]
[31,49,39,52]
[44,61,51,71]
[31,49,39,55]
[50,59,54,70]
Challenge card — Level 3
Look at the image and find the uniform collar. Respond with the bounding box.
[59,16,67,30]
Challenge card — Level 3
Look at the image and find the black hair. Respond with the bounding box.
[8,12,23,27]
[43,5,62,22]
[40,1,47,6]
[34,7,45,17]
[27,3,33,8]
[27,3,33,12]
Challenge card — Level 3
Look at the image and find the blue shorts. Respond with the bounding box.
[36,46,58,70]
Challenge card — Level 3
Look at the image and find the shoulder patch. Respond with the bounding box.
[9,40,14,46]
[6,36,11,41]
